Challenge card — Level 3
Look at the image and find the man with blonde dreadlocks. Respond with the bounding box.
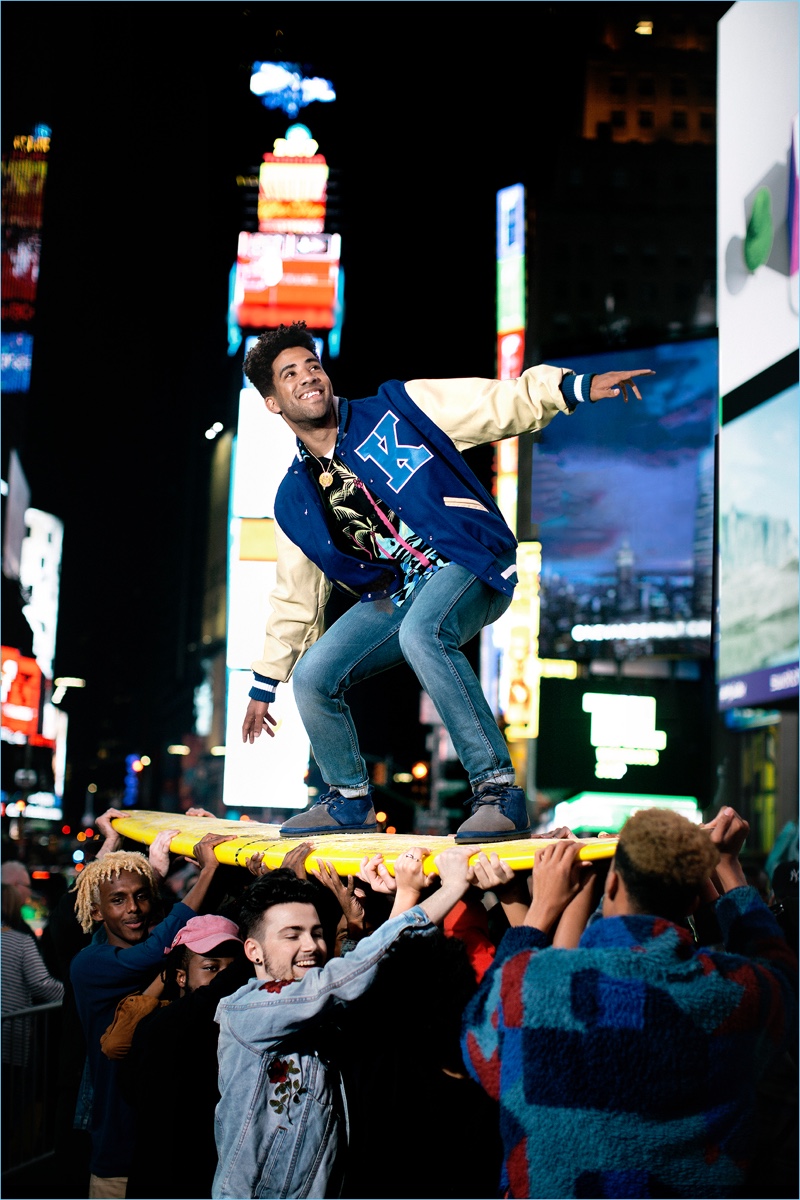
[70,832,234,1200]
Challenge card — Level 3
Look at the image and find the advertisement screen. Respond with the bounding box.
[536,675,715,809]
[233,231,340,330]
[1,331,33,393]
[525,337,717,666]
[717,1,798,395]
[718,381,799,708]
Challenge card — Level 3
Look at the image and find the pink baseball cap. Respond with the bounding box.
[167,914,243,956]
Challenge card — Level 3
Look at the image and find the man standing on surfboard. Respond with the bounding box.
[241,322,653,844]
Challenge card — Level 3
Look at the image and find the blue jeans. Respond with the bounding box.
[291,563,514,791]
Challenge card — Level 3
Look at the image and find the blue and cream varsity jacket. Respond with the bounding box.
[251,365,583,688]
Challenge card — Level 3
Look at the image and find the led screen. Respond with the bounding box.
[536,674,716,808]
[526,337,717,666]
[718,382,799,708]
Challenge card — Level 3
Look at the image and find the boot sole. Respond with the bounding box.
[280,823,379,837]
[454,828,531,844]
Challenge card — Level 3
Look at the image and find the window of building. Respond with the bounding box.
[699,111,715,133]
[609,74,628,96]
[638,109,655,129]
[670,76,688,97]
[638,75,656,97]
[671,110,688,130]
[612,168,629,188]
[611,110,627,129]
[699,76,715,99]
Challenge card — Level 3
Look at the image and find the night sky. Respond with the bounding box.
[1,3,724,813]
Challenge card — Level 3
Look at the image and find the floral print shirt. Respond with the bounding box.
[300,447,448,606]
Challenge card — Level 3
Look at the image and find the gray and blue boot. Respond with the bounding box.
[279,788,378,837]
[454,782,531,844]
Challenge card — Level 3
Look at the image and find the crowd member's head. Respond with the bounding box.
[1,881,32,933]
[165,913,244,996]
[243,320,320,398]
[73,851,161,946]
[604,808,720,925]
[239,869,327,982]
[2,860,33,908]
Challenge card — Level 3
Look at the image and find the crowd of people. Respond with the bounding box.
[1,801,796,1199]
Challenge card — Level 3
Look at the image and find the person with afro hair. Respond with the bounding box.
[462,806,798,1199]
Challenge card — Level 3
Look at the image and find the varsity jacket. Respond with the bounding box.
[251,365,576,685]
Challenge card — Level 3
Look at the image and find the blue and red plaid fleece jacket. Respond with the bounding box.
[461,886,797,1199]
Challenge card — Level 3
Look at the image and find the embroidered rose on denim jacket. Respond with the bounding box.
[259,979,292,993]
[267,1058,290,1084]
[267,1055,305,1119]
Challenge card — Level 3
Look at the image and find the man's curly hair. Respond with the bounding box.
[614,807,720,922]
[243,321,319,398]
[73,851,159,934]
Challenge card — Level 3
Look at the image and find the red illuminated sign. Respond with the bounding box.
[234,231,340,330]
[497,331,525,380]
[1,646,42,739]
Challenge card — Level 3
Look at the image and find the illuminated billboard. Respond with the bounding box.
[536,675,715,806]
[1,331,33,393]
[224,386,310,810]
[718,382,799,708]
[526,337,717,667]
[258,124,329,234]
[233,231,341,330]
[1,646,42,742]
[496,183,525,380]
[717,2,798,397]
[1,126,50,325]
[716,1,798,711]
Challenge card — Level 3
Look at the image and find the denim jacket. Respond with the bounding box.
[212,905,434,1199]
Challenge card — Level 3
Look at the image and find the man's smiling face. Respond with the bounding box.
[264,346,335,432]
[91,869,155,948]
[245,901,327,982]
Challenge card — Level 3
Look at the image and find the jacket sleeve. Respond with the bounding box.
[250,517,332,682]
[404,365,575,451]
[216,907,433,1049]
[460,924,549,1100]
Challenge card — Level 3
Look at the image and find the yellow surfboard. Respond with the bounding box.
[109,810,617,876]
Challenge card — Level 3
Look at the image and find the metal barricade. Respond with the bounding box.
[1,1000,63,1180]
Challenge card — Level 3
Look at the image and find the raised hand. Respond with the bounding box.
[310,858,367,929]
[148,829,180,879]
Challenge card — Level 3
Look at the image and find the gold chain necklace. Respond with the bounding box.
[307,445,337,488]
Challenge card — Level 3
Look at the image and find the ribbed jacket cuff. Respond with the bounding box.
[560,372,594,410]
[249,672,277,703]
